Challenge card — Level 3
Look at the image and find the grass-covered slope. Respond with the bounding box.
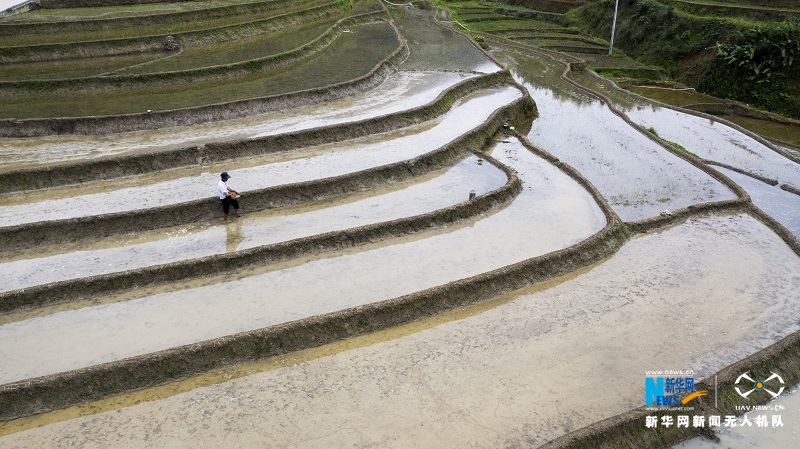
[569,0,799,118]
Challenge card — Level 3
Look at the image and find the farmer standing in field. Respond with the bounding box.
[217,171,241,220]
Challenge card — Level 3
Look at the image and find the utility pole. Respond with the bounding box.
[609,0,620,54]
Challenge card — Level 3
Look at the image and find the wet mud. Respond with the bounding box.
[0,71,511,189]
[490,47,737,222]
[0,137,605,384]
[2,214,798,447]
[0,155,507,293]
[0,87,522,226]
[625,105,800,191]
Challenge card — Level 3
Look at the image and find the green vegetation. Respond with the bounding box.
[648,127,700,157]
[0,21,398,118]
[472,34,490,48]
[701,22,800,118]
[565,0,800,118]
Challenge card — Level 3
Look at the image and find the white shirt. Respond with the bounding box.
[217,180,229,200]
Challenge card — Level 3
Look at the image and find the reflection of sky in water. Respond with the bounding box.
[0,71,471,169]
[0,88,521,226]
[0,156,507,292]
[714,166,800,239]
[492,48,735,222]
[0,138,605,383]
[626,105,800,189]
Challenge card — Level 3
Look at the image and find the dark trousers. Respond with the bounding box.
[221,196,239,215]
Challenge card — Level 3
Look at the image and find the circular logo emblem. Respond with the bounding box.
[735,372,785,399]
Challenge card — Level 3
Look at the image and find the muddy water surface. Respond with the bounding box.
[714,166,800,238]
[0,137,606,384]
[630,106,800,187]
[491,48,736,221]
[572,73,800,150]
[2,214,799,448]
[391,6,500,73]
[0,71,472,171]
[0,87,521,225]
[605,93,800,190]
[116,21,335,76]
[0,22,398,118]
[0,156,506,292]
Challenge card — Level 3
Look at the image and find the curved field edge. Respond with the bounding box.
[0,150,523,313]
[594,73,800,166]
[0,0,326,36]
[0,88,537,252]
[0,71,519,191]
[485,36,752,233]
[539,206,800,449]
[0,1,349,63]
[485,32,799,166]
[0,130,628,422]
[0,10,377,94]
[485,32,800,449]
[0,11,400,137]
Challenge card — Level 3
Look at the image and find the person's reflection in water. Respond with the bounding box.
[225,216,244,253]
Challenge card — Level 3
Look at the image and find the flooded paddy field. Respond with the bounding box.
[2,213,798,448]
[392,7,500,73]
[0,155,506,293]
[0,0,332,46]
[592,78,800,151]
[3,2,800,446]
[0,138,606,383]
[0,20,337,81]
[626,105,800,190]
[714,166,800,238]
[490,48,736,222]
[0,86,521,224]
[0,0,274,23]
[0,22,398,119]
[0,71,472,171]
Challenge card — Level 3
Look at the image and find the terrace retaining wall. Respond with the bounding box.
[0,12,390,93]
[0,89,537,251]
[0,11,402,137]
[0,1,349,63]
[0,151,523,313]
[0,132,629,422]
[0,71,521,191]
[0,0,316,36]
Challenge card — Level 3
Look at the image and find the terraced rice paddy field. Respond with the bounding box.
[1,0,799,448]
